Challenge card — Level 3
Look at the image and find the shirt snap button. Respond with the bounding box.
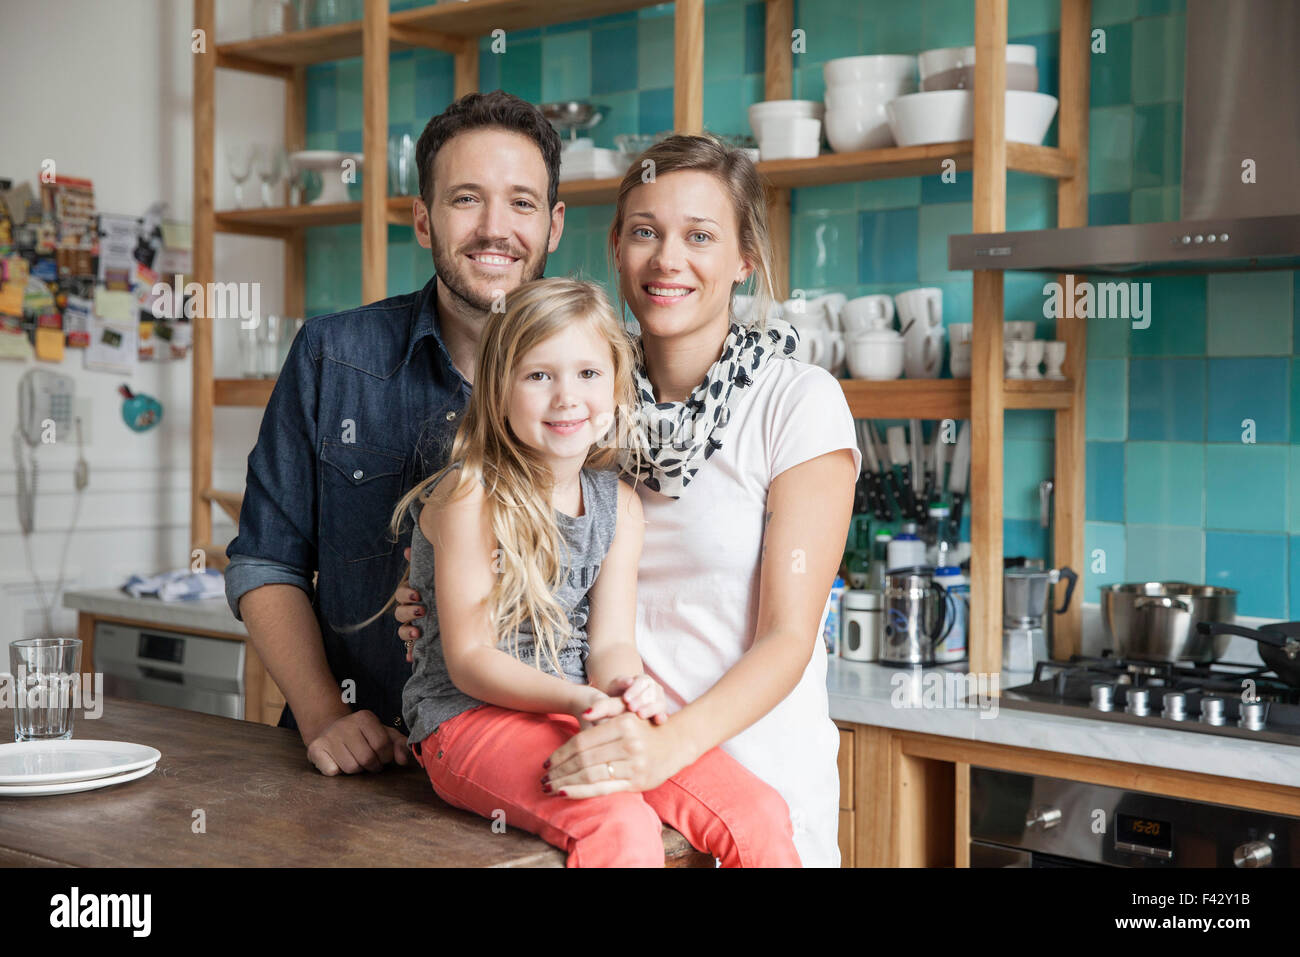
[445,410,457,421]
[352,469,364,480]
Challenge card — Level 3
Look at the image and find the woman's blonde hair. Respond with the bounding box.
[347,278,642,675]
[607,133,779,333]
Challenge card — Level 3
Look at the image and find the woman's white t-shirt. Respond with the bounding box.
[634,357,862,867]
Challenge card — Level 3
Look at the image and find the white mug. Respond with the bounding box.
[782,295,830,331]
[841,294,895,335]
[896,288,944,379]
[809,293,848,332]
[948,322,973,344]
[806,328,846,373]
[847,331,904,380]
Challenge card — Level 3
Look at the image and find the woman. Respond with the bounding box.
[397,135,859,866]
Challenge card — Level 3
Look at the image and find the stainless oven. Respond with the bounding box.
[970,767,1299,867]
[95,621,245,719]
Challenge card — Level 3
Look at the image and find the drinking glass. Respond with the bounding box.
[226,143,253,208]
[255,145,286,207]
[258,314,283,377]
[9,638,82,742]
[239,321,261,377]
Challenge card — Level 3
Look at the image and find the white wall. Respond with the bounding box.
[0,0,293,642]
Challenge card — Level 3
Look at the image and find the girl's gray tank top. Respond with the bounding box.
[402,464,623,746]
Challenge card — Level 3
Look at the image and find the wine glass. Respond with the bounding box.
[226,143,253,208]
[255,145,286,206]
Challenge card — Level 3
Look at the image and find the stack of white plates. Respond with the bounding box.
[559,140,629,181]
[748,100,824,160]
[0,740,160,796]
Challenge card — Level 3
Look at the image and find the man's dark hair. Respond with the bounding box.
[415,90,562,211]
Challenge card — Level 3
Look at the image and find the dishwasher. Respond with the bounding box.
[95,621,246,719]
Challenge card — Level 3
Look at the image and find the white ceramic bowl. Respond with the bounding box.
[885,90,1058,146]
[921,62,1039,92]
[824,80,917,111]
[759,117,821,160]
[824,54,917,87]
[748,100,824,141]
[847,331,905,380]
[824,107,895,152]
[918,44,1037,79]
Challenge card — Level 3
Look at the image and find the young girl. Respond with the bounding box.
[372,277,801,868]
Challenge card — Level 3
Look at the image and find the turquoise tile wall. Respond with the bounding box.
[300,0,1297,618]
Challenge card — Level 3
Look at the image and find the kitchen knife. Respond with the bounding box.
[886,425,917,520]
[948,420,972,541]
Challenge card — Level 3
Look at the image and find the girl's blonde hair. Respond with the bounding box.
[608,133,779,334]
[348,278,642,675]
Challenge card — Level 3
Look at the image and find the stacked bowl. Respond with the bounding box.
[821,55,917,152]
[748,100,825,160]
[885,44,1058,147]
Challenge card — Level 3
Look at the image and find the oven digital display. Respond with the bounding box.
[1116,813,1172,851]
[138,632,184,664]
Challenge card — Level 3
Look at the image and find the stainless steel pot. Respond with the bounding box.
[1100,582,1237,663]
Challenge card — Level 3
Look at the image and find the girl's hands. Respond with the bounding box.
[395,547,425,663]
[605,674,669,725]
[572,686,625,730]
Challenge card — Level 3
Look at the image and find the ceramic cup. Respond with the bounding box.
[847,330,905,380]
[1024,339,1045,379]
[1004,339,1028,379]
[949,339,972,378]
[841,294,895,336]
[809,293,848,332]
[896,287,944,379]
[1044,340,1067,379]
[811,328,847,374]
[1005,320,1036,341]
[782,295,830,331]
[948,322,973,344]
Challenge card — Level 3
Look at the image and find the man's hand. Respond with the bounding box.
[305,710,412,775]
[396,546,426,663]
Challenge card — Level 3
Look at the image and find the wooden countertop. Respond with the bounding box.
[0,697,706,867]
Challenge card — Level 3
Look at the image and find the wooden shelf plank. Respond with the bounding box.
[1003,378,1075,409]
[215,203,362,233]
[215,378,276,407]
[216,22,366,68]
[838,379,970,420]
[391,0,665,38]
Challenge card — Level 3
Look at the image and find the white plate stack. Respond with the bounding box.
[0,740,161,796]
[821,55,917,152]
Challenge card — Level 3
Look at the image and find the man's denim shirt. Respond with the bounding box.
[225,275,470,734]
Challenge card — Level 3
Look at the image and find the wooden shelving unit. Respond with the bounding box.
[191,0,1088,681]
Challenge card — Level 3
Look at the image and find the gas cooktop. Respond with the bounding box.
[1000,656,1300,747]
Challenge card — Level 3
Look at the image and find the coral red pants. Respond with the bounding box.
[411,704,802,867]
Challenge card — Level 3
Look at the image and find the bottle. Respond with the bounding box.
[887,522,926,571]
[925,504,954,567]
[866,532,892,591]
[822,576,846,655]
[933,565,968,663]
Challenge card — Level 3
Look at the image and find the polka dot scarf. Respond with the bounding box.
[621,317,800,498]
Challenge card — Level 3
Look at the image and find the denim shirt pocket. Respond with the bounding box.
[319,441,408,563]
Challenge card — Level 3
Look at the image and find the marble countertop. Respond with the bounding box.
[63,588,247,638]
[827,656,1300,790]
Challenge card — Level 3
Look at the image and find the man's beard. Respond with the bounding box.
[430,237,549,313]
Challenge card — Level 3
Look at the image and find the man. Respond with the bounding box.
[225,91,566,775]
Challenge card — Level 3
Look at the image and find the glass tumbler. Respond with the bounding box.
[9,638,83,742]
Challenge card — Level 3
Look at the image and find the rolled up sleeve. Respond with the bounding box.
[225,321,321,620]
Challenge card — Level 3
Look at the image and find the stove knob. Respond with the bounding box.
[1125,687,1150,716]
[1200,696,1227,726]
[1162,692,1187,721]
[1026,806,1062,830]
[1233,841,1273,868]
[1238,700,1267,731]
[1091,683,1115,712]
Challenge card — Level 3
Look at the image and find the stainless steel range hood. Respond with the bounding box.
[948,0,1300,275]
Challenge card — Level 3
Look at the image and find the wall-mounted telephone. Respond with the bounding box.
[14,368,83,535]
